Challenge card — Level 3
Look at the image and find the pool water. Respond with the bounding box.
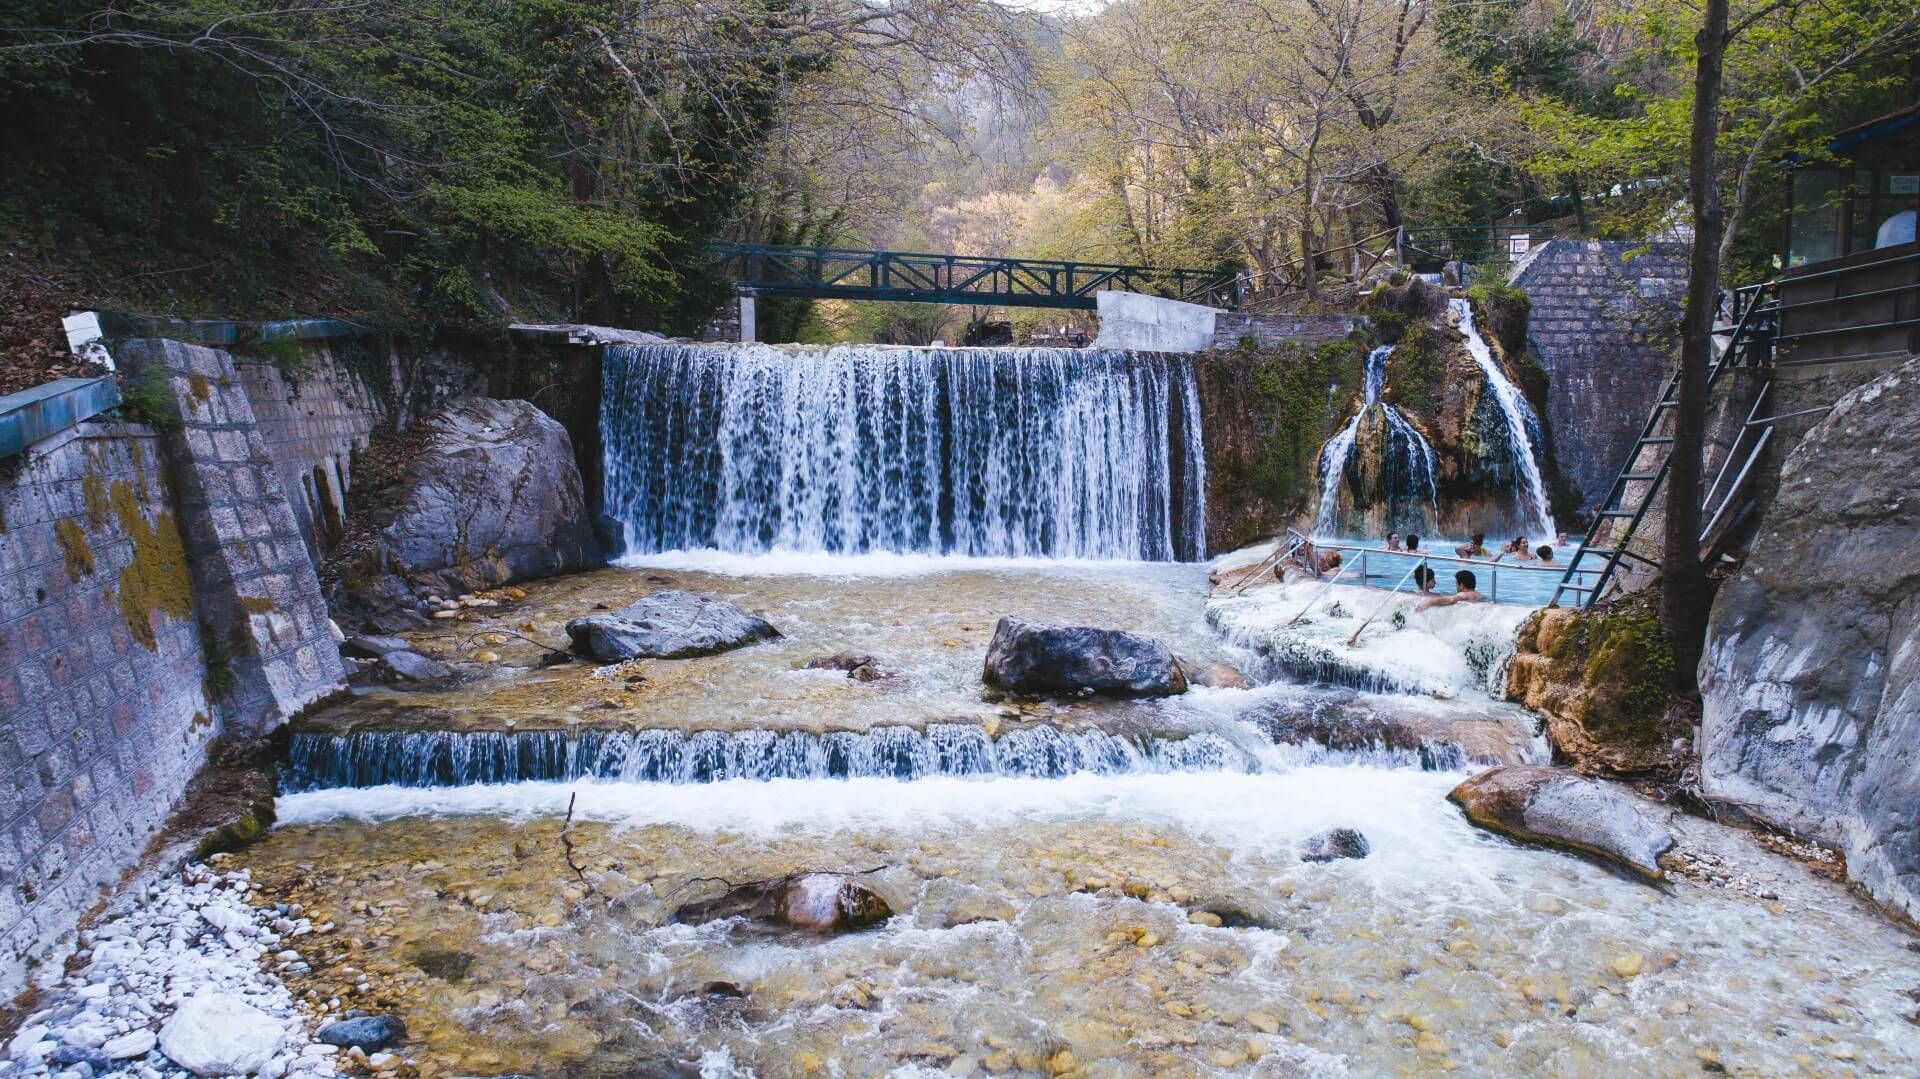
[1305,538,1590,607]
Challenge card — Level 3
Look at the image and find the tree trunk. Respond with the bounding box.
[1662,0,1729,689]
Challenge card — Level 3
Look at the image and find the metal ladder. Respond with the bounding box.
[1550,283,1777,609]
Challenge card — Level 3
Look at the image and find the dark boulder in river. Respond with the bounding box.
[1699,356,1920,922]
[567,590,779,662]
[673,872,893,933]
[1448,765,1673,880]
[327,397,596,631]
[1298,827,1371,862]
[982,617,1188,697]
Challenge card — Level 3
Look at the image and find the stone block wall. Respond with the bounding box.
[232,345,387,560]
[1211,313,1365,350]
[0,423,217,992]
[1509,240,1688,510]
[120,339,346,738]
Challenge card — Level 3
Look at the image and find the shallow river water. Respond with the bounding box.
[249,556,1920,1077]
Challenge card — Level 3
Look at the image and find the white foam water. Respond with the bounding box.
[1452,298,1555,539]
[1315,344,1440,535]
[601,344,1207,561]
[277,767,1531,894]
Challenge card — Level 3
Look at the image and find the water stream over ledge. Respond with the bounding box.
[249,554,1920,1075]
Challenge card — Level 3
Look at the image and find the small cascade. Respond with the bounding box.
[1314,345,1439,535]
[282,724,1260,791]
[602,344,1207,561]
[1452,298,1555,539]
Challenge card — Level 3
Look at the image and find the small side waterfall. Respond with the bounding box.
[282,725,1257,790]
[602,344,1207,561]
[1452,299,1555,539]
[1314,345,1439,535]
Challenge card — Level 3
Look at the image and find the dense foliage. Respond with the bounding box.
[0,0,1018,332]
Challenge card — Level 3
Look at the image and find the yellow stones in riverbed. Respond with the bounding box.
[1610,952,1646,979]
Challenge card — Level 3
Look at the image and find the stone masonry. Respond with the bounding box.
[1212,312,1365,350]
[0,424,217,991]
[120,338,346,738]
[1509,240,1688,510]
[233,345,385,560]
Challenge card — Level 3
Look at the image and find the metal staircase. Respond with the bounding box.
[1550,283,1778,609]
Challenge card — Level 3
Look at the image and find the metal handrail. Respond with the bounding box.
[1230,531,1308,596]
[1288,540,1595,610]
[1284,558,1356,626]
[1347,558,1428,647]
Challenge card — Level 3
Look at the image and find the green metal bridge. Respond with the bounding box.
[712,243,1242,311]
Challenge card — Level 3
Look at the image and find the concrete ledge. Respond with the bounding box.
[0,375,121,458]
[509,323,671,347]
[93,312,368,346]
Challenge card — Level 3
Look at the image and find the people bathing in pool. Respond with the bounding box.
[1278,540,1343,581]
[1386,532,1404,551]
[1416,570,1487,611]
[1455,532,1490,559]
[1494,537,1535,562]
[1413,565,1438,594]
[1405,534,1421,553]
[1535,544,1557,566]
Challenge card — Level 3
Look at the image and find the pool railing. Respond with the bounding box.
[1302,540,1597,607]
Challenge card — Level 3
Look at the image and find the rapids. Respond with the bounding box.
[252,555,1920,1076]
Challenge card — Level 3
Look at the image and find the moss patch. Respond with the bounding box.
[1581,605,1677,734]
[240,595,277,615]
[111,478,193,650]
[54,518,94,580]
[82,471,109,529]
[187,371,212,404]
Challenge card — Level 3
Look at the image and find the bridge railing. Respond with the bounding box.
[711,243,1240,310]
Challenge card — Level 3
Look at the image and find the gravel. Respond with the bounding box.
[0,862,393,1078]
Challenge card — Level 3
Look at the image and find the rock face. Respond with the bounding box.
[158,992,286,1076]
[674,873,893,933]
[1505,598,1684,775]
[983,617,1188,697]
[566,590,780,662]
[331,397,596,629]
[1699,357,1920,921]
[1448,765,1673,879]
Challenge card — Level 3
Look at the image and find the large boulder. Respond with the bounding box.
[1700,357,1920,921]
[567,590,779,662]
[329,397,596,630]
[982,617,1187,697]
[1505,598,1686,776]
[157,992,287,1076]
[1448,765,1673,879]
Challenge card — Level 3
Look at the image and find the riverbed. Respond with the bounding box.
[241,556,1920,1077]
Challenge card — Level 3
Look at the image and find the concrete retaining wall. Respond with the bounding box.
[0,423,218,992]
[1211,313,1364,350]
[1510,240,1688,511]
[119,339,347,737]
[1093,291,1220,352]
[233,345,388,559]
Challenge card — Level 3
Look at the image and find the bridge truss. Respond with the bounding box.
[712,243,1241,311]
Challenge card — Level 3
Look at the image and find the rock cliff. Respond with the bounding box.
[326,397,598,629]
[1699,356,1920,920]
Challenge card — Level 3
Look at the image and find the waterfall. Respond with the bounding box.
[1452,298,1555,539]
[1313,345,1439,535]
[282,725,1258,791]
[602,344,1207,561]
